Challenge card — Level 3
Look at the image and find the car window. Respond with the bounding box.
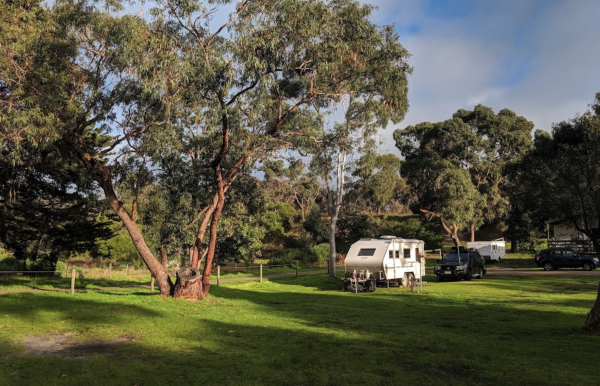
[550,250,561,258]
[562,250,575,258]
[444,253,468,263]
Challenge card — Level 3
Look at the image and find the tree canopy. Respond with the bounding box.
[394,105,533,245]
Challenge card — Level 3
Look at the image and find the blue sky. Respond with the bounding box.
[365,0,600,152]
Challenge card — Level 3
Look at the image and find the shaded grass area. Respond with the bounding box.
[1,274,600,386]
[0,266,326,290]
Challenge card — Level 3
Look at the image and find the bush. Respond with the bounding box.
[311,243,330,267]
[519,238,548,254]
[268,248,308,267]
[0,256,18,271]
[55,261,67,274]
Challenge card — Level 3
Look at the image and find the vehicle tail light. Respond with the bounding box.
[535,254,541,261]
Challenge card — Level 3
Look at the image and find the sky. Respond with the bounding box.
[363,0,600,153]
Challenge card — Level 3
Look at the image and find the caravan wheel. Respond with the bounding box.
[400,274,409,287]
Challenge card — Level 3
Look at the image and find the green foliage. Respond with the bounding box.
[267,245,324,267]
[311,243,330,267]
[394,105,534,243]
[303,208,329,245]
[336,213,379,254]
[95,233,141,264]
[268,249,304,267]
[263,202,297,242]
[0,256,18,271]
[350,153,409,212]
[516,93,600,254]
[391,217,444,250]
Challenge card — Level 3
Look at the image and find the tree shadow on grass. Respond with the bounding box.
[0,276,153,291]
[2,281,600,386]
[0,292,164,327]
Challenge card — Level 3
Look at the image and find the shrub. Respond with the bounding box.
[268,248,308,267]
[311,243,330,267]
[0,256,18,271]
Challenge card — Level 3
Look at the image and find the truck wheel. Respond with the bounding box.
[464,270,473,281]
[583,262,593,271]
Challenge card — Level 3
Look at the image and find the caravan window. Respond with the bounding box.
[395,250,400,258]
[389,251,394,259]
[415,248,420,256]
[358,248,376,256]
[404,249,411,259]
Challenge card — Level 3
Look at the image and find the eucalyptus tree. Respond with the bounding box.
[261,159,319,222]
[516,93,600,331]
[351,153,405,213]
[2,0,412,297]
[394,105,533,245]
[146,0,412,285]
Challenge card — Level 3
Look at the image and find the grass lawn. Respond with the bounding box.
[1,273,600,386]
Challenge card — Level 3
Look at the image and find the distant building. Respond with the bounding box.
[546,218,589,241]
[546,217,599,255]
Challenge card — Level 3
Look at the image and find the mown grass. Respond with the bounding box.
[0,265,323,290]
[1,273,600,386]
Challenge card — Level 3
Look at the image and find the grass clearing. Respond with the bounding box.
[1,273,600,385]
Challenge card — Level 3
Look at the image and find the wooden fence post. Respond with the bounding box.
[296,261,298,278]
[71,268,76,295]
[126,264,129,277]
[108,263,112,280]
[151,277,155,291]
[217,265,220,287]
[260,264,263,283]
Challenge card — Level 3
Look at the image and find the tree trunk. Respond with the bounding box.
[160,246,168,268]
[201,165,226,297]
[191,195,219,269]
[470,224,475,242]
[63,137,174,296]
[584,281,600,331]
[450,224,461,247]
[420,209,461,247]
[173,267,203,300]
[328,215,338,277]
[510,233,518,253]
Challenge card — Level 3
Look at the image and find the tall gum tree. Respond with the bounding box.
[394,106,533,246]
[144,0,412,289]
[517,93,600,331]
[3,0,411,298]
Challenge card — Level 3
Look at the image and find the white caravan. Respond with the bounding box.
[344,236,426,291]
[466,240,506,262]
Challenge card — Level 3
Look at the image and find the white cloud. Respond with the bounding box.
[367,0,600,154]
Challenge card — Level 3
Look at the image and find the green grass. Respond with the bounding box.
[1,273,600,386]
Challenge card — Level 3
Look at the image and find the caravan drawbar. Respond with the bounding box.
[343,236,426,292]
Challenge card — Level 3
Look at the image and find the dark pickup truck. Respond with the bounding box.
[434,248,486,282]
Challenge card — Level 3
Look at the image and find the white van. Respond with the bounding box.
[466,240,505,262]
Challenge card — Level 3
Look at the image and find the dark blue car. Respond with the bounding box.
[534,248,600,271]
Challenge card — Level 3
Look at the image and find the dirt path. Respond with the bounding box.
[0,269,329,295]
